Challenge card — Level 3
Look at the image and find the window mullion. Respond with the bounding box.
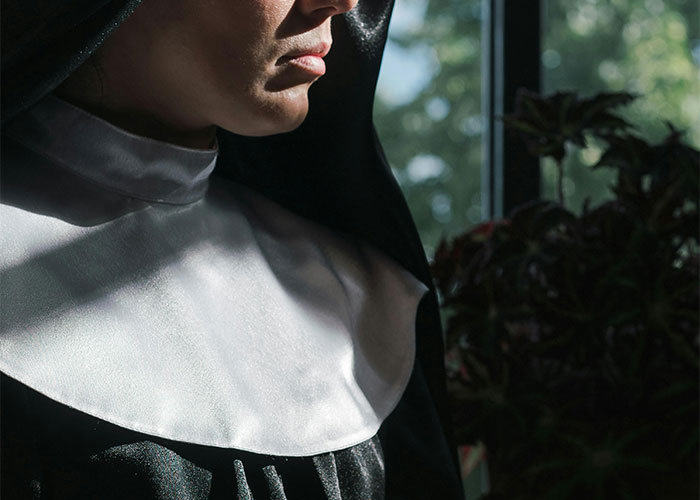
[482,0,542,220]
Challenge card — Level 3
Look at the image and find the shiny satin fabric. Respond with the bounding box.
[0,95,428,456]
[1,0,466,495]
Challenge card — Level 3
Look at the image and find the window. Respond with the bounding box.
[541,0,699,211]
[374,1,696,498]
[374,0,484,257]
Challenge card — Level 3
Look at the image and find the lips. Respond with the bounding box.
[283,41,332,60]
[266,40,332,91]
[278,41,331,77]
[281,55,326,77]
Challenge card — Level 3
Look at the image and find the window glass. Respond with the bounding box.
[374,0,484,256]
[541,0,699,212]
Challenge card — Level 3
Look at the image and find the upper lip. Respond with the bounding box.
[283,41,332,59]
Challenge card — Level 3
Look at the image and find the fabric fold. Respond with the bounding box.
[0,94,429,456]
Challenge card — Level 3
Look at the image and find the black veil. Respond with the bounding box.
[1,1,463,496]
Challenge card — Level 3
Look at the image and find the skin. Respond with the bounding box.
[54,0,358,149]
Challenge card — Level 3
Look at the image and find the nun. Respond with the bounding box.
[0,0,465,498]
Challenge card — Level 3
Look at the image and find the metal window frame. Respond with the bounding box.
[482,0,542,220]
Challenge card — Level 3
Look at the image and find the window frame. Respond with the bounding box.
[482,0,542,219]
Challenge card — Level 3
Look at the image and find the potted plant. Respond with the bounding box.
[431,89,699,500]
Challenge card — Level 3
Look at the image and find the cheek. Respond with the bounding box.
[196,41,314,135]
[174,2,313,135]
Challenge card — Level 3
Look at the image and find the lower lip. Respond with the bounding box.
[282,55,326,77]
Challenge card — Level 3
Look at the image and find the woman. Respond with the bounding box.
[0,0,464,498]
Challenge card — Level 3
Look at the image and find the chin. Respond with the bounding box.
[217,87,311,137]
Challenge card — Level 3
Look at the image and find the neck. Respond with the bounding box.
[53,80,217,151]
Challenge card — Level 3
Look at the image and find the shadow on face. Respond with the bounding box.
[54,0,359,149]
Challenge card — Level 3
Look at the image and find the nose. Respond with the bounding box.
[297,0,359,19]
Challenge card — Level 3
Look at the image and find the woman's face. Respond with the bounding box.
[62,0,358,143]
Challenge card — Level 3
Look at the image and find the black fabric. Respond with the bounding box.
[1,1,465,498]
[1,0,143,124]
[1,374,386,500]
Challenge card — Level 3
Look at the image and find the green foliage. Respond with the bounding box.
[500,89,639,166]
[540,0,698,212]
[431,90,699,500]
[374,0,699,254]
[374,0,484,255]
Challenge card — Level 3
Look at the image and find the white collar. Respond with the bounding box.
[3,93,218,205]
[0,95,428,456]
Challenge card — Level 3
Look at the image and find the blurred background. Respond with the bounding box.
[373,0,698,496]
[374,0,698,257]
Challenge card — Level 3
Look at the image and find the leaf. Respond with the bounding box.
[435,86,700,500]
